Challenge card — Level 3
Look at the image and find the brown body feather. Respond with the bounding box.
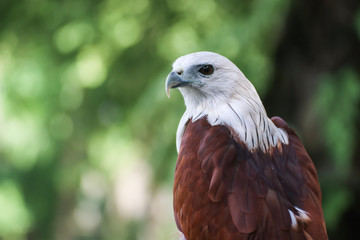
[173,117,327,240]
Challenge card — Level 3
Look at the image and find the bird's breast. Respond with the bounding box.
[173,118,243,240]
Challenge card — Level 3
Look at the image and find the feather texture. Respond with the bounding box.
[173,117,327,240]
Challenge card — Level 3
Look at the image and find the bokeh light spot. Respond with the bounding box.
[76,49,107,88]
[112,18,142,48]
[158,21,199,60]
[114,162,151,220]
[0,113,49,170]
[54,21,94,54]
[12,62,45,99]
[0,181,31,236]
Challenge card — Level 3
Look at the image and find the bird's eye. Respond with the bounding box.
[199,65,214,75]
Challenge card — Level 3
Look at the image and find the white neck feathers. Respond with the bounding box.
[176,91,288,153]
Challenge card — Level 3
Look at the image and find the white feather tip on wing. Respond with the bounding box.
[288,207,311,230]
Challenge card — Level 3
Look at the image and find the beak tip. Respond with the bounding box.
[165,84,171,98]
[165,71,185,98]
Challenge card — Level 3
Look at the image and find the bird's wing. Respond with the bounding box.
[270,116,328,239]
[197,118,300,239]
[174,117,327,239]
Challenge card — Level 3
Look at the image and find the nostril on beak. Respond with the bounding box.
[176,71,183,76]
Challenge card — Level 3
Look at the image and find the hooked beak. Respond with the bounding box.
[165,71,192,98]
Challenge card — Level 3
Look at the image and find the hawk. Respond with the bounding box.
[165,52,327,240]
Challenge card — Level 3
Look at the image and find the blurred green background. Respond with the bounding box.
[0,0,359,239]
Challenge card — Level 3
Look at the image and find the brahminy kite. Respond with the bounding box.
[165,52,328,240]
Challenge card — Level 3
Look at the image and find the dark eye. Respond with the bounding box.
[199,65,214,75]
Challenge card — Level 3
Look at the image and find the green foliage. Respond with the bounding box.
[0,181,32,236]
[315,69,360,172]
[314,69,360,230]
[0,0,359,239]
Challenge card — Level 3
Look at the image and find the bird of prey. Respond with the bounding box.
[165,52,328,240]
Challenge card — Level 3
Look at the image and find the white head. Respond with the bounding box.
[165,51,288,152]
[166,52,259,110]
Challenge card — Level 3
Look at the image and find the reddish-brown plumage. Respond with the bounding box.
[173,117,327,240]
